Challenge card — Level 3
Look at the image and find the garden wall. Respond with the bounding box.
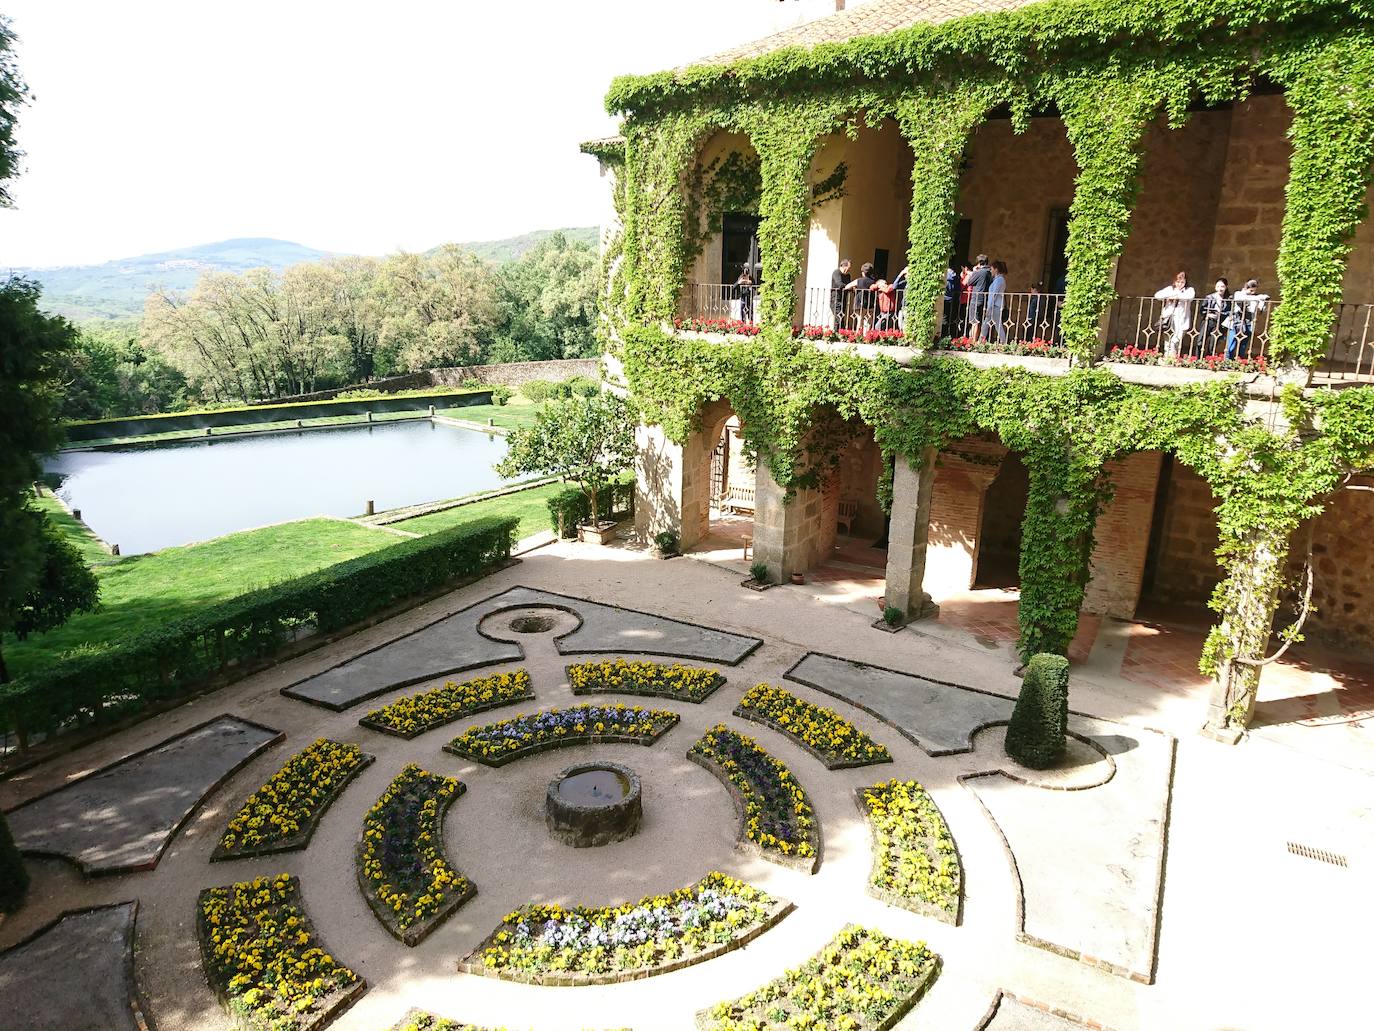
[273,359,602,404]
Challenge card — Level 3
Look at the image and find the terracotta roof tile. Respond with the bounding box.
[696,0,1042,65]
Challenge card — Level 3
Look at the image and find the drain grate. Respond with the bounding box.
[1286,841,1349,867]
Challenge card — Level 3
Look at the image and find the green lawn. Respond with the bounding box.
[32,492,111,566]
[435,395,544,431]
[392,481,564,541]
[3,517,397,680]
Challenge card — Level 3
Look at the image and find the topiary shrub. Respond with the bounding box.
[0,810,29,912]
[490,385,513,406]
[1004,653,1069,770]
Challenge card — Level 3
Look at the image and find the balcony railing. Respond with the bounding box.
[679,283,1374,383]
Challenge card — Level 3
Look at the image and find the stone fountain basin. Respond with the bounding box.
[545,761,642,848]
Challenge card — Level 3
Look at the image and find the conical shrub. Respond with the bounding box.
[0,809,29,912]
[1004,653,1069,769]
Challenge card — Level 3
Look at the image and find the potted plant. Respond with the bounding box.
[653,529,680,558]
[496,392,635,546]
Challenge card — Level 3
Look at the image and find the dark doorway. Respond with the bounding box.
[1042,209,1071,290]
[872,248,890,280]
[974,452,1029,589]
[721,213,762,284]
[951,218,973,269]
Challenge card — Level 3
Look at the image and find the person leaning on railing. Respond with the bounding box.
[964,255,993,340]
[1226,279,1270,360]
[977,260,1009,345]
[1199,278,1231,356]
[830,259,852,328]
[1153,271,1196,357]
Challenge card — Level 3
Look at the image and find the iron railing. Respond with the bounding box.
[683,282,760,326]
[801,285,909,333]
[1104,294,1273,362]
[1319,303,1374,383]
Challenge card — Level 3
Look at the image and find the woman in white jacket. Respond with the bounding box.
[1153,271,1195,357]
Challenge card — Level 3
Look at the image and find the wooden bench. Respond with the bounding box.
[718,484,756,516]
[836,497,860,536]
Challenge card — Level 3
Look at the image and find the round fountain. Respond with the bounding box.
[545,761,642,847]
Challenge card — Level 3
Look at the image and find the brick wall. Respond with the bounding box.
[925,436,1007,597]
[1143,459,1223,607]
[1082,451,1164,618]
[976,451,1028,582]
[837,429,885,538]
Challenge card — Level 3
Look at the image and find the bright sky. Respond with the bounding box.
[0,1,786,267]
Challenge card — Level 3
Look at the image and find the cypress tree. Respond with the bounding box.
[1005,653,1069,769]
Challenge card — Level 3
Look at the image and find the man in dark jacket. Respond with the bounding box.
[830,259,852,328]
[965,254,993,340]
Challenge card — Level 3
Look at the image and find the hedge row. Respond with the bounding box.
[546,473,636,538]
[0,516,518,749]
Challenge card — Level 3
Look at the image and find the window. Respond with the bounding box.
[721,213,762,284]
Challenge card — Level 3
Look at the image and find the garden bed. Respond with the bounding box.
[386,1012,495,1031]
[357,764,475,946]
[444,704,679,767]
[212,739,374,861]
[566,659,724,703]
[197,873,365,1031]
[856,780,963,925]
[697,924,940,1031]
[459,872,791,985]
[358,669,533,739]
[733,684,892,770]
[688,725,819,873]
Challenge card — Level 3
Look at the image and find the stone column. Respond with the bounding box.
[884,449,940,620]
[753,458,829,582]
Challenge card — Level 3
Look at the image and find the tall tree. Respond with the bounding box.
[0,15,29,206]
[491,233,599,361]
[374,246,498,374]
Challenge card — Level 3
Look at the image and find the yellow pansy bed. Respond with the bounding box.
[697,924,940,1031]
[387,1011,502,1031]
[358,668,533,740]
[566,658,724,703]
[197,873,364,1031]
[459,872,792,985]
[213,739,375,861]
[688,725,820,874]
[733,684,892,770]
[857,780,963,925]
[443,704,680,767]
[357,764,475,946]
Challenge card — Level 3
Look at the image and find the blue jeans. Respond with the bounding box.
[1226,323,1252,359]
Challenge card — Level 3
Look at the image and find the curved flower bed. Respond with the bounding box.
[858,780,963,924]
[699,924,939,1031]
[567,658,724,703]
[197,873,364,1031]
[688,724,819,872]
[388,1013,493,1031]
[460,872,791,985]
[213,739,374,861]
[358,764,474,946]
[734,683,892,770]
[358,669,533,739]
[444,704,679,767]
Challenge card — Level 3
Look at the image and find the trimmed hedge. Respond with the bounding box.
[547,472,636,538]
[1004,653,1069,770]
[0,516,518,749]
[0,810,29,912]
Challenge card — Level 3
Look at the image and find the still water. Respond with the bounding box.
[45,421,512,555]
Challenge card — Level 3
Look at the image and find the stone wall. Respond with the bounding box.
[836,428,885,538]
[271,359,600,404]
[1286,474,1374,652]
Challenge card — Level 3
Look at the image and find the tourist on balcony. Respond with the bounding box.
[1226,279,1270,360]
[830,259,852,328]
[844,261,879,331]
[941,264,959,338]
[978,260,1009,345]
[733,266,755,324]
[1025,282,1045,342]
[965,255,993,340]
[892,264,909,334]
[874,278,900,331]
[1200,278,1231,355]
[1153,271,1195,357]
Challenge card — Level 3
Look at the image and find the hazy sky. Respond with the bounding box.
[0,1,786,267]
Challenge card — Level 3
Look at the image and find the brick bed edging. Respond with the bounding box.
[457,894,795,986]
[694,937,941,1031]
[731,707,894,772]
[443,718,680,768]
[355,781,477,947]
[851,787,964,927]
[686,750,821,875]
[565,665,726,704]
[958,733,1178,986]
[0,901,155,1031]
[195,875,367,1031]
[4,713,285,878]
[357,683,535,740]
[210,750,376,862]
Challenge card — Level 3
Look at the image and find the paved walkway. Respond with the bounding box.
[0,541,1367,1031]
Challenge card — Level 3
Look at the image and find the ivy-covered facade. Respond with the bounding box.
[587,0,1374,738]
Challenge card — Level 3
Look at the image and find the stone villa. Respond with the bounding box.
[584,0,1374,736]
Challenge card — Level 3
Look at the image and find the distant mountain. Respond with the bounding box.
[8,228,600,321]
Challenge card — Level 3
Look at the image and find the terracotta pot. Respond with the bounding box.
[790,572,805,585]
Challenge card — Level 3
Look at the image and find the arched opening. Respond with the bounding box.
[680,398,755,563]
[680,130,763,327]
[973,452,1028,589]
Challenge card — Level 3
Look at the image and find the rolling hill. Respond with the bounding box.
[8,228,599,321]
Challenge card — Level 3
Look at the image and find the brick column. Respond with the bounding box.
[924,441,1007,596]
[884,449,939,620]
[1082,450,1163,618]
